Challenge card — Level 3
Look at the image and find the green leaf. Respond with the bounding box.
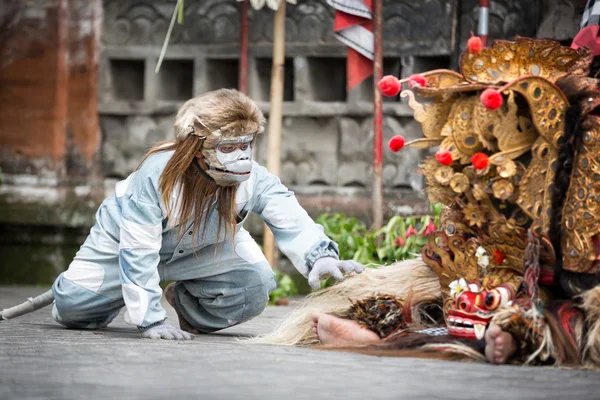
[268,271,298,305]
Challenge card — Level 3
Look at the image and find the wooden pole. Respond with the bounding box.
[239,0,249,93]
[372,0,384,230]
[263,1,287,269]
[478,0,489,47]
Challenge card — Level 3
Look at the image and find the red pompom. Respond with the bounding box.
[492,250,505,265]
[408,74,427,88]
[378,75,402,97]
[480,88,503,110]
[388,135,405,152]
[471,152,489,170]
[435,150,453,166]
[467,34,483,55]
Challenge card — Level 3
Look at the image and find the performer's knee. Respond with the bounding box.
[52,273,122,329]
[208,263,275,323]
[239,263,276,321]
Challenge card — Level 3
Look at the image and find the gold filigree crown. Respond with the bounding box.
[389,37,598,306]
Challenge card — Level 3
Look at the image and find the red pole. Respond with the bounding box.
[478,0,489,47]
[372,0,383,230]
[239,0,249,93]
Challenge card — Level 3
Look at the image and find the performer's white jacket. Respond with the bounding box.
[62,150,338,328]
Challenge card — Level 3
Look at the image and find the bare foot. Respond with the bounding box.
[311,312,381,346]
[164,283,202,335]
[485,323,517,364]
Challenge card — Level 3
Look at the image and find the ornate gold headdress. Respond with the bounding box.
[381,37,595,313]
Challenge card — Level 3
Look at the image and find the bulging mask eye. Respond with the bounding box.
[240,143,249,151]
[484,289,501,310]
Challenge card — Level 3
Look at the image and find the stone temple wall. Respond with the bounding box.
[0,0,547,283]
[97,0,538,228]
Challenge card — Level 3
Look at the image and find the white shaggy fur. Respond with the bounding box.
[246,258,441,346]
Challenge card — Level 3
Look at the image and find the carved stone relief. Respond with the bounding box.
[459,0,537,48]
[101,115,173,178]
[536,0,581,41]
[102,0,455,55]
[338,117,425,190]
[256,117,338,187]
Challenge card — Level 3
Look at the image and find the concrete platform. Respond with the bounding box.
[1,285,599,400]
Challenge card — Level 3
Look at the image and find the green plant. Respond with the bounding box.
[268,204,443,297]
[316,203,442,287]
[268,270,298,305]
[315,213,370,261]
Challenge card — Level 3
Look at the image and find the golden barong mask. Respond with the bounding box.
[380,37,596,338]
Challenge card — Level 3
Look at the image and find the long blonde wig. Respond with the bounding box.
[138,89,265,244]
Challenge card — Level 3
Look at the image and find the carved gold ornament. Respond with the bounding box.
[450,173,470,193]
[392,37,600,310]
[434,166,454,185]
[492,179,514,201]
[561,117,600,274]
[460,37,592,85]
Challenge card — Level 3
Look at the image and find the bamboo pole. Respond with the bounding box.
[239,0,249,93]
[372,0,384,230]
[263,1,287,269]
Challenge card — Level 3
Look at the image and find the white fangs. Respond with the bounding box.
[474,323,486,340]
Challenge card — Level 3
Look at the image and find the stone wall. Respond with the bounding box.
[99,0,449,225]
[0,0,565,284]
[0,0,103,284]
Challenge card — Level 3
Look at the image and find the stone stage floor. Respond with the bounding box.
[1,286,599,400]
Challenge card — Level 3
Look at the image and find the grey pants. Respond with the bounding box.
[52,226,276,333]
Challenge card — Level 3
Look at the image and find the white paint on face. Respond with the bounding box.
[216,145,253,173]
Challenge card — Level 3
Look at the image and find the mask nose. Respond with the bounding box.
[230,149,250,162]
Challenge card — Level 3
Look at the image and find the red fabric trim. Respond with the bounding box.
[571,25,600,56]
[347,48,373,91]
[557,302,584,350]
[592,234,600,261]
[333,1,374,91]
[539,269,554,286]
[334,13,368,31]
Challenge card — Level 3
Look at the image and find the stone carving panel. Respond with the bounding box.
[383,118,425,191]
[101,115,174,178]
[103,1,172,46]
[337,118,371,188]
[459,0,537,49]
[251,0,335,45]
[102,0,455,55]
[536,0,581,41]
[255,117,338,187]
[103,0,241,46]
[381,0,454,54]
[338,117,425,190]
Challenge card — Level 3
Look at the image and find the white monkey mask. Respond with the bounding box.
[202,134,254,186]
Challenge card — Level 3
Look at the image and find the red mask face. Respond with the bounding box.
[447,284,510,340]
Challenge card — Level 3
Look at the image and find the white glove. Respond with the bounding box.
[140,322,195,340]
[307,257,366,290]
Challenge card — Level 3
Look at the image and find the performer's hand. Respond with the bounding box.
[307,257,365,290]
[140,322,195,340]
